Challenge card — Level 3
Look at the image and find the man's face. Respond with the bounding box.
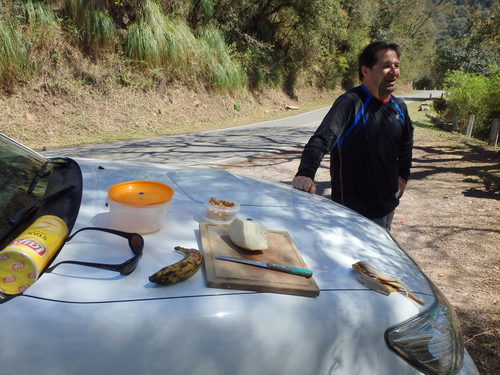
[362,49,400,97]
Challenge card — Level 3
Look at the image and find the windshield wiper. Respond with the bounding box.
[0,184,73,244]
[27,158,70,193]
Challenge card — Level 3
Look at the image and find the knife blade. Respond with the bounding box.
[215,256,313,278]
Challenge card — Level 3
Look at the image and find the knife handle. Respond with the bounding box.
[267,263,313,278]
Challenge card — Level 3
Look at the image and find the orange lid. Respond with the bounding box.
[108,181,174,206]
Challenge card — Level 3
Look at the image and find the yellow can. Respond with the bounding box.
[0,215,68,295]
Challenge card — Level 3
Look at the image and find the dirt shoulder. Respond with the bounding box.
[0,84,338,150]
[221,126,500,375]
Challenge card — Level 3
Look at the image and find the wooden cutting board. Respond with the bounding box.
[199,223,319,297]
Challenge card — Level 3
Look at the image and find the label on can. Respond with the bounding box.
[0,215,68,295]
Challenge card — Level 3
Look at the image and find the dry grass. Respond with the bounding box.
[1,83,338,150]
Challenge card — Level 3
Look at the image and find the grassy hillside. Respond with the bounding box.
[0,1,341,149]
[1,80,340,150]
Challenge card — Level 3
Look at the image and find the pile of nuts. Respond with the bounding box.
[206,197,238,221]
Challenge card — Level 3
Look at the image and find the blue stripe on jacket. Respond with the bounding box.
[338,85,372,148]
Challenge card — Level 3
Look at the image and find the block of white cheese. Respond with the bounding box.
[228,218,268,251]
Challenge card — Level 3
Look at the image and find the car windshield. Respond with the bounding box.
[0,134,51,228]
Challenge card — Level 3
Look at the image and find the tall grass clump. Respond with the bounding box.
[18,0,56,28]
[64,0,117,57]
[66,0,95,25]
[197,27,246,91]
[17,0,60,49]
[197,26,225,51]
[0,21,28,87]
[84,11,117,54]
[124,1,245,89]
[125,22,162,68]
[163,18,196,67]
[139,0,167,31]
[125,0,167,68]
[210,53,246,91]
[126,1,197,72]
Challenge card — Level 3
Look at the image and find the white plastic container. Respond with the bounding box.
[204,197,240,223]
[107,181,174,234]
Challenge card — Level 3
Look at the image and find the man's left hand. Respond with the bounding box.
[398,177,407,198]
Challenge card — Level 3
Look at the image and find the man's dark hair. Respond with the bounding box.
[358,41,401,81]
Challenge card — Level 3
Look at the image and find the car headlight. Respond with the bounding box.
[385,287,464,375]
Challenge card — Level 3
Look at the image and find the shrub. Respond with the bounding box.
[444,70,500,139]
[237,45,281,90]
[432,97,447,114]
[414,76,433,90]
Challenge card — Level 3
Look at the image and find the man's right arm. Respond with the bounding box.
[292,175,317,194]
[293,95,353,193]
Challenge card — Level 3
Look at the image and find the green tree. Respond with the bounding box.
[212,0,348,96]
[431,1,499,86]
[369,0,446,86]
[336,0,375,89]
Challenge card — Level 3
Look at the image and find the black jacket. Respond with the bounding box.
[296,85,413,219]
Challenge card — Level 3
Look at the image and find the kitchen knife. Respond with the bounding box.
[215,256,313,278]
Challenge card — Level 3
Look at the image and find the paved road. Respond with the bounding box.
[402,90,445,101]
[43,91,441,166]
[43,107,329,166]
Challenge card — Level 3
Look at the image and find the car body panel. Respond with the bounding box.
[2,287,423,375]
[0,157,478,375]
[24,159,433,304]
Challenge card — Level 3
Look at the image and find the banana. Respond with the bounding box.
[149,246,203,285]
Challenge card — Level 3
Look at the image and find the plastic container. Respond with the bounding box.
[204,197,240,223]
[107,181,174,234]
[0,215,68,295]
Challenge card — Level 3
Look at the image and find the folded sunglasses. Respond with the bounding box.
[45,227,144,276]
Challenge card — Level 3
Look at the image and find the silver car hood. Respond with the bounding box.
[23,158,434,307]
[3,158,481,375]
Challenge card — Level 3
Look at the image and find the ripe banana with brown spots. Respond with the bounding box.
[149,246,203,285]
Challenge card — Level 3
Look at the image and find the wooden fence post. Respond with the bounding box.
[452,116,459,132]
[489,118,499,147]
[465,115,475,137]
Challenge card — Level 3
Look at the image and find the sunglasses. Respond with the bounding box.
[45,227,144,276]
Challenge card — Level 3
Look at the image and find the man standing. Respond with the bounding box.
[292,41,413,231]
